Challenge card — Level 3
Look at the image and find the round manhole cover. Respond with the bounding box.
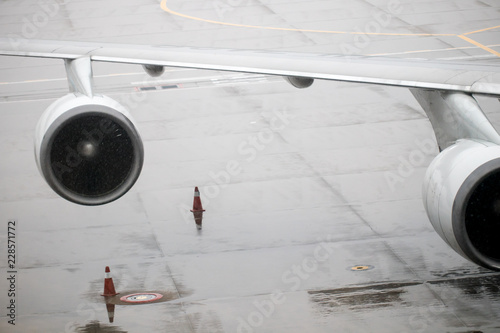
[120,293,164,304]
[350,265,374,271]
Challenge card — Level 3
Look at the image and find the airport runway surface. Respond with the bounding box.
[1,0,500,332]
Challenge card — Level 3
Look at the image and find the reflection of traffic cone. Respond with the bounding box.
[190,187,205,229]
[192,211,203,230]
[101,266,119,297]
[106,303,115,323]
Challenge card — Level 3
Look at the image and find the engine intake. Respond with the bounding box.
[423,139,500,270]
[35,93,144,205]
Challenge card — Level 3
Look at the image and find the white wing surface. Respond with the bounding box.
[1,38,500,96]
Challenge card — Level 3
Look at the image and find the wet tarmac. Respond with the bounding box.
[1,0,500,332]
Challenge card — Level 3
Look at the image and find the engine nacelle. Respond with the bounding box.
[284,76,314,89]
[423,139,500,270]
[142,64,165,77]
[35,93,144,205]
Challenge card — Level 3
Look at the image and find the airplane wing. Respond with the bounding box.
[2,38,500,268]
[3,24,500,333]
[1,38,500,96]
[4,0,500,331]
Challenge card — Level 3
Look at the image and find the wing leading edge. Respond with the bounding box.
[1,38,500,97]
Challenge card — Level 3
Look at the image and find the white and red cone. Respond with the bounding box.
[101,266,119,297]
[190,187,205,229]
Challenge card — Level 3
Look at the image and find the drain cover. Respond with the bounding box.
[120,293,163,304]
[350,265,374,271]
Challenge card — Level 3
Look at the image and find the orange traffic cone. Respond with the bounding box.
[190,187,205,229]
[106,303,115,323]
[101,266,119,297]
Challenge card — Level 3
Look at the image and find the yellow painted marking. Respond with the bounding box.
[368,44,500,57]
[160,0,453,37]
[458,35,500,58]
[160,0,500,58]
[464,25,500,35]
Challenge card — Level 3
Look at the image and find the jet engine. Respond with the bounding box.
[423,139,500,270]
[35,93,144,205]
